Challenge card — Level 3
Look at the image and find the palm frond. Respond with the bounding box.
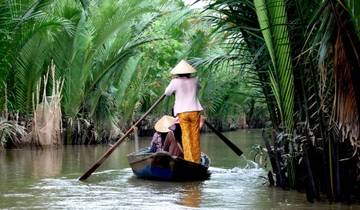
[115,55,143,106]
[0,118,27,148]
[254,0,295,132]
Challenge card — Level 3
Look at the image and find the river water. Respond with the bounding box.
[0,130,356,209]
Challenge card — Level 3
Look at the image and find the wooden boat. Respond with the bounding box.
[127,148,211,181]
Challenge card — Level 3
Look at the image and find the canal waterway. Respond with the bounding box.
[0,130,356,209]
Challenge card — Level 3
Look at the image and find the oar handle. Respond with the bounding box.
[79,94,166,181]
[204,120,243,157]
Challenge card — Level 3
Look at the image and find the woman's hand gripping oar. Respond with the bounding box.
[79,94,166,181]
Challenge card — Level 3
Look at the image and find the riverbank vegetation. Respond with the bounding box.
[205,0,360,203]
[0,0,267,148]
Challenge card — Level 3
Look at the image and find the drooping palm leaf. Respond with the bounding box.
[254,0,295,132]
[206,0,281,128]
[115,55,143,106]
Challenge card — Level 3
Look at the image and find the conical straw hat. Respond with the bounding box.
[154,115,177,133]
[170,60,197,75]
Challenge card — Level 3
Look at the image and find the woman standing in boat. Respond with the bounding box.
[164,60,203,164]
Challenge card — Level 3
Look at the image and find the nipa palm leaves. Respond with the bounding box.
[254,0,295,133]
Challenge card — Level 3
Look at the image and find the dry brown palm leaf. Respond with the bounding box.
[333,2,360,147]
[31,61,64,146]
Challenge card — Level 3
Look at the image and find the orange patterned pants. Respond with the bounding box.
[178,111,201,163]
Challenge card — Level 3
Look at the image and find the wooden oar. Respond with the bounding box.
[79,94,166,181]
[204,120,243,156]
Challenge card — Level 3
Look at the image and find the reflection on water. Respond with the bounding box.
[31,148,63,178]
[1,130,359,209]
[176,182,202,208]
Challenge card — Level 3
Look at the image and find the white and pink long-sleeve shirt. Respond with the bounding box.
[164,77,203,116]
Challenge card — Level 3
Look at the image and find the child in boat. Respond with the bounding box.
[149,115,183,157]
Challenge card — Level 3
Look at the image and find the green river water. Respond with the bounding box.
[0,130,357,209]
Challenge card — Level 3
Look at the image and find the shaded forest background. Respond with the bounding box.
[0,0,267,147]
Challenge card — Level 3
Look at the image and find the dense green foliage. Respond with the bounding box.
[206,0,360,202]
[0,0,266,145]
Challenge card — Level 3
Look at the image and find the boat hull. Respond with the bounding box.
[127,151,210,181]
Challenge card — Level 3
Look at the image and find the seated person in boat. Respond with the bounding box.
[150,115,183,157]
